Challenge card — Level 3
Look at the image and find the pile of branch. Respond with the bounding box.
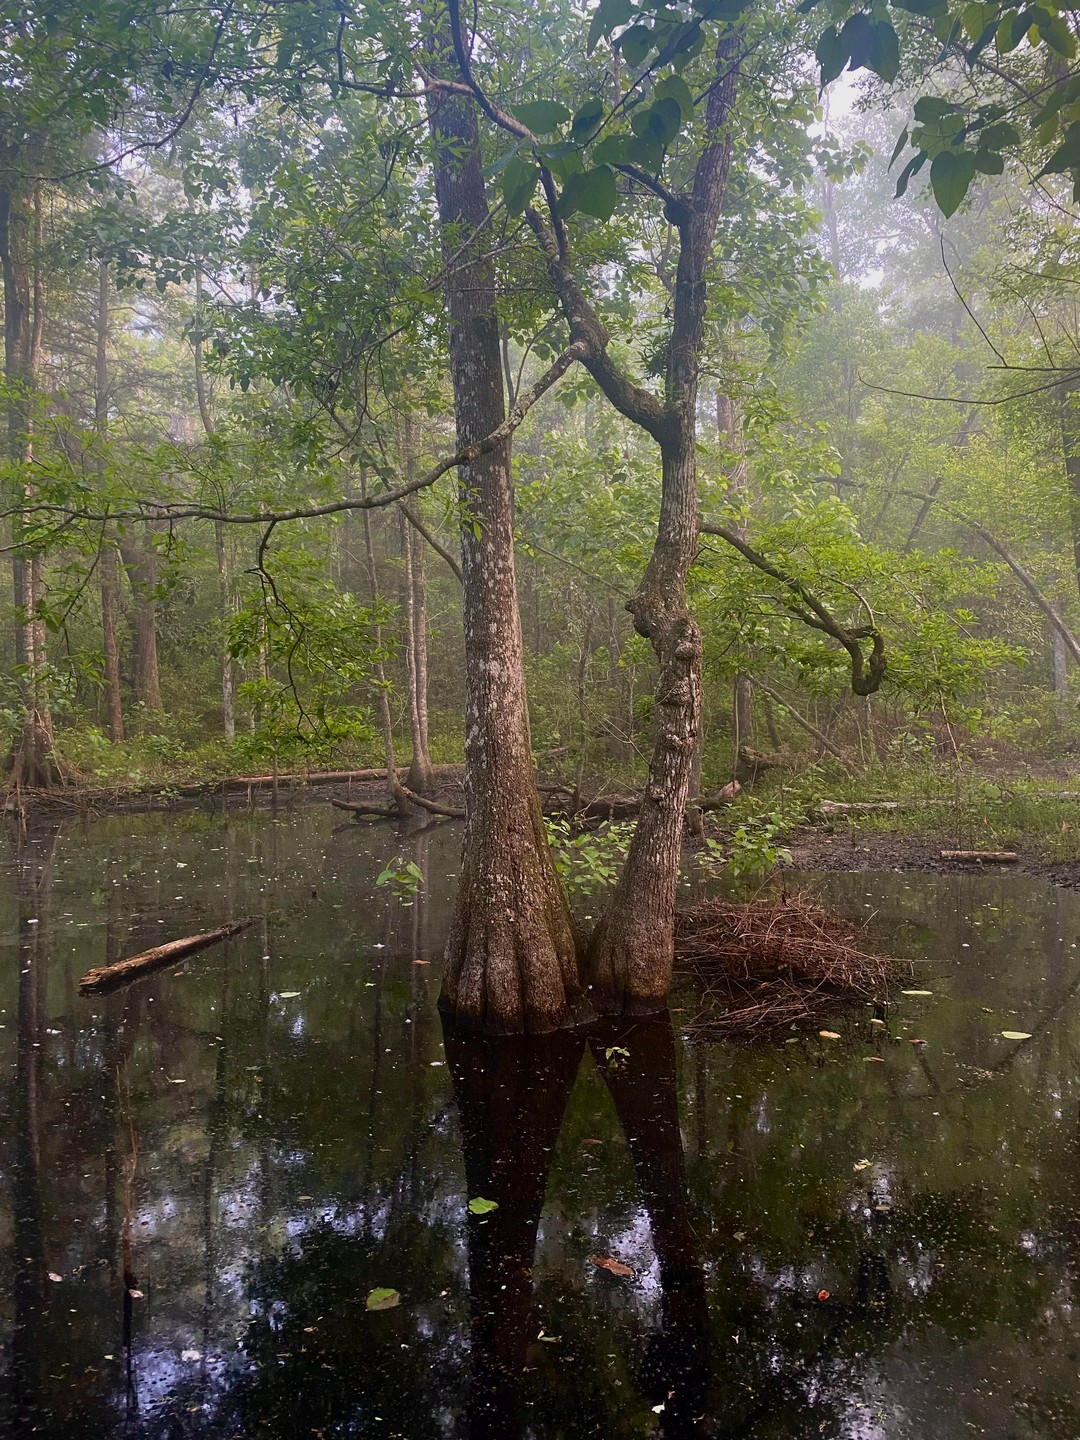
[674,894,908,1039]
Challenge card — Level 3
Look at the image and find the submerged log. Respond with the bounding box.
[79,919,253,994]
[940,850,1018,863]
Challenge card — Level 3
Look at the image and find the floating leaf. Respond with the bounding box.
[48,1272,62,1283]
[181,1349,201,1362]
[279,991,301,999]
[853,1158,872,1172]
[590,1254,633,1277]
[819,1030,841,1040]
[366,1287,401,1311]
[816,1289,831,1302]
[1001,1030,1032,1041]
[468,1197,499,1215]
[128,1288,144,1299]
[902,990,934,996]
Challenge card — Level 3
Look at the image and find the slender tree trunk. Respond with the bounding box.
[426,14,586,1033]
[193,262,236,739]
[119,530,162,714]
[2,172,59,785]
[1059,378,1080,600]
[359,475,406,814]
[95,261,124,742]
[401,414,434,792]
[718,390,755,780]
[216,523,235,742]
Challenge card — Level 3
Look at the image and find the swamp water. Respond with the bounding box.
[1,806,1080,1439]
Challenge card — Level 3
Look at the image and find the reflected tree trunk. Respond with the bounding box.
[443,1018,586,1440]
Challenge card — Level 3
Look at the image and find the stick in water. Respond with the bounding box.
[79,918,254,995]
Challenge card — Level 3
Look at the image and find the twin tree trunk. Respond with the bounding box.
[427,27,587,1034]
[427,15,737,1030]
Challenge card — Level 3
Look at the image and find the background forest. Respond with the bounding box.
[2,0,1079,813]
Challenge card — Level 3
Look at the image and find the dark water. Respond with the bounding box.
[2,806,1080,1439]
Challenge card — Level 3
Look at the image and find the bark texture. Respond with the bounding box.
[587,37,739,1011]
[427,15,586,1033]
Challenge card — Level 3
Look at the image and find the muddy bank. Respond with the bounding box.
[787,825,1080,892]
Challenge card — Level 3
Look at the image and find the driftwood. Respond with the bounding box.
[940,850,1018,863]
[79,919,253,995]
[334,782,738,826]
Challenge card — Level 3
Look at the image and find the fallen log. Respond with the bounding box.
[940,850,1018,863]
[330,797,398,819]
[79,919,253,995]
[398,785,465,818]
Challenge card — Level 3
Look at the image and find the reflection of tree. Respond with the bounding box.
[443,1019,585,1440]
[445,1012,711,1439]
[589,1017,711,1439]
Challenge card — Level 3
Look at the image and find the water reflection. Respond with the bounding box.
[1,809,1080,1437]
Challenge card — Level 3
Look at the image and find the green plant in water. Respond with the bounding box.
[704,811,793,881]
[544,817,635,899]
[376,857,423,902]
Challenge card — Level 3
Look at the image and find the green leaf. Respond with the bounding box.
[557,164,619,220]
[889,126,910,166]
[619,23,653,67]
[930,148,977,216]
[913,95,962,122]
[503,155,540,214]
[630,96,682,147]
[973,147,1004,173]
[1037,9,1076,53]
[815,25,847,85]
[366,1287,401,1311]
[655,74,694,122]
[869,21,900,82]
[468,1197,499,1215]
[587,0,633,53]
[572,98,605,142]
[839,12,875,69]
[1037,119,1080,176]
[894,149,927,196]
[510,99,571,134]
[592,133,638,166]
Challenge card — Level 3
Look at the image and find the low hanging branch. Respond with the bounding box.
[4,341,591,538]
[743,675,855,774]
[699,520,887,695]
[79,918,253,995]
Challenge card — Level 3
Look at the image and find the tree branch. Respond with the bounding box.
[700,519,887,695]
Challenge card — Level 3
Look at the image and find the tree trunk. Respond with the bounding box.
[717,390,756,781]
[588,427,703,1011]
[587,36,738,1012]
[1060,377,1080,601]
[426,16,586,1033]
[359,476,406,814]
[2,172,59,785]
[193,261,236,739]
[95,261,124,742]
[216,522,235,742]
[401,415,434,793]
[120,530,162,713]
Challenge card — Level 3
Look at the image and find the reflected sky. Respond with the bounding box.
[1,806,1079,1437]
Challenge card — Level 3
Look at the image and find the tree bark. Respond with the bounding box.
[95,261,124,742]
[1059,377,1080,601]
[426,12,586,1033]
[587,36,739,1013]
[119,528,163,713]
[359,473,407,815]
[718,390,756,779]
[400,414,434,792]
